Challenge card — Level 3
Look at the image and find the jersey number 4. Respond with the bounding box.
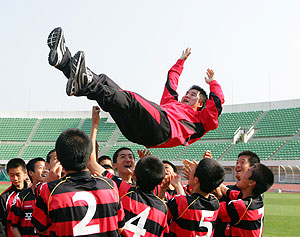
[124,206,151,237]
[72,191,100,236]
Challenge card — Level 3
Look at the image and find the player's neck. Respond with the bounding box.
[241,187,254,199]
[119,173,133,184]
[192,186,209,198]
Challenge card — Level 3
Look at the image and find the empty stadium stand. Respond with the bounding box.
[0,99,299,183]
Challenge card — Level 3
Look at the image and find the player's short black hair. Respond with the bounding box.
[162,160,177,173]
[238,150,260,166]
[26,157,45,182]
[46,149,56,163]
[102,164,114,171]
[55,128,92,171]
[189,85,208,104]
[6,158,26,173]
[112,147,134,163]
[135,155,165,193]
[194,158,225,193]
[98,155,112,165]
[249,163,274,197]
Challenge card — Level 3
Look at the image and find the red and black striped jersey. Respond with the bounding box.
[0,182,27,237]
[31,171,125,236]
[218,189,264,237]
[153,185,177,201]
[214,185,242,237]
[103,171,168,236]
[7,188,39,236]
[166,193,220,237]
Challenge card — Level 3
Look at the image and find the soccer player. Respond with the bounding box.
[217,163,274,237]
[155,160,185,201]
[164,158,225,236]
[0,158,28,237]
[213,150,261,237]
[45,149,56,170]
[31,128,124,236]
[91,106,134,184]
[8,157,47,236]
[47,27,224,148]
[88,150,169,236]
[98,155,113,167]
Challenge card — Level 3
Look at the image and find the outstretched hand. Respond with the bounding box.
[203,150,212,159]
[180,48,191,61]
[92,106,101,126]
[205,68,215,84]
[137,149,151,159]
[182,159,198,180]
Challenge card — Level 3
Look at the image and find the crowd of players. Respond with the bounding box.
[0,26,274,236]
[0,106,274,237]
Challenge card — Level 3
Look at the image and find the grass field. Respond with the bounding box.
[0,184,299,236]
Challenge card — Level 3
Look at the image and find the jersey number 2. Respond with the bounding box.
[124,206,151,237]
[72,191,100,236]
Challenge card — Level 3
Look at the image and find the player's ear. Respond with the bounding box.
[193,176,200,185]
[197,102,204,110]
[249,179,256,189]
[112,163,117,169]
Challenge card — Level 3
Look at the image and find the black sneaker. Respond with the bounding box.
[47,27,67,67]
[67,51,92,96]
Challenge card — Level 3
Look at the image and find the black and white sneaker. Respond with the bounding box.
[47,27,67,67]
[67,51,93,96]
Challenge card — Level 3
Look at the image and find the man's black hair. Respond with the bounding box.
[55,128,92,171]
[238,150,260,166]
[135,155,165,193]
[112,147,134,163]
[98,155,112,165]
[189,85,208,104]
[46,149,56,163]
[162,160,177,173]
[26,157,45,182]
[6,158,26,173]
[194,158,225,193]
[102,164,114,171]
[249,163,274,197]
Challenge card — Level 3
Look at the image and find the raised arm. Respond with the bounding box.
[198,68,225,132]
[88,106,106,176]
[160,48,191,105]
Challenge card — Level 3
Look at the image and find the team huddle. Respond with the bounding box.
[0,27,274,237]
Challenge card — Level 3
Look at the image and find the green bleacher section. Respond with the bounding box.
[273,140,300,160]
[0,144,23,159]
[0,118,37,141]
[202,111,263,140]
[21,145,55,160]
[1,106,300,162]
[32,118,81,141]
[118,133,129,142]
[254,108,300,137]
[149,146,186,161]
[81,118,116,142]
[179,142,232,161]
[223,140,285,160]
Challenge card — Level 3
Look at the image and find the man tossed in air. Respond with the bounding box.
[47,27,224,148]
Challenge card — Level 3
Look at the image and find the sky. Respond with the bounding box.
[1,0,300,111]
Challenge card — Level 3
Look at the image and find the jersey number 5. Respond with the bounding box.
[72,191,100,236]
[197,210,214,237]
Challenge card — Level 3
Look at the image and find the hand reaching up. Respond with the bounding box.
[180,48,191,61]
[205,68,215,84]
